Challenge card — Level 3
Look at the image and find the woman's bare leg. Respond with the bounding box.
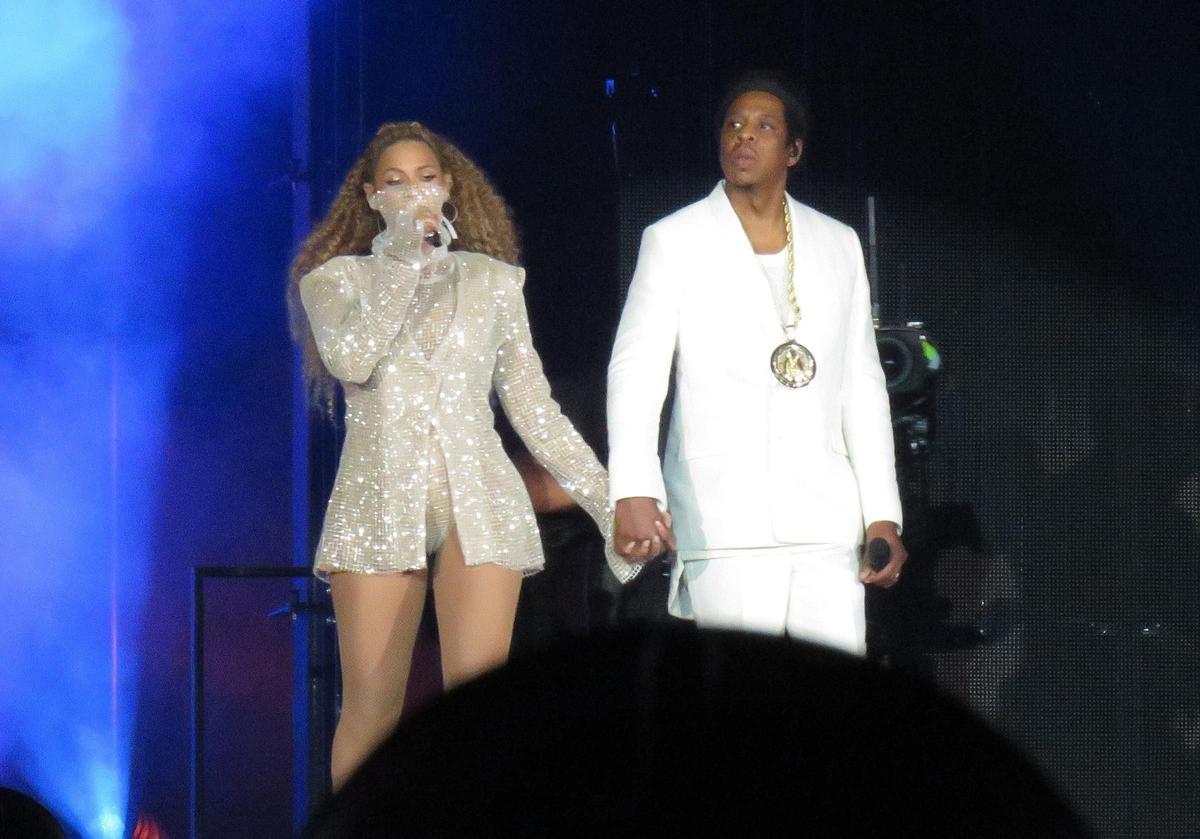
[329,570,427,791]
[432,528,523,691]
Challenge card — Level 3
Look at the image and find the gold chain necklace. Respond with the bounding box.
[769,198,817,387]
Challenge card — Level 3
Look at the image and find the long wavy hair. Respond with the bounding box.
[288,121,521,416]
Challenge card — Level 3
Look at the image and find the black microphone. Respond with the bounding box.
[866,537,891,571]
[424,230,443,248]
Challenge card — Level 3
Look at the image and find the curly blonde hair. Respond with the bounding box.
[288,121,521,415]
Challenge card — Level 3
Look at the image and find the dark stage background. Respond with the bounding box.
[6,2,1193,838]
[294,3,1199,838]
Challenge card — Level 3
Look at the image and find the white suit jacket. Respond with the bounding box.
[607,183,902,550]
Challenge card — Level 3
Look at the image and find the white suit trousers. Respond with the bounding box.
[670,544,865,656]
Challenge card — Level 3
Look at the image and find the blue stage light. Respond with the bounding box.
[0,0,298,836]
[94,808,125,839]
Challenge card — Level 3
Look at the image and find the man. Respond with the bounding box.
[607,73,905,654]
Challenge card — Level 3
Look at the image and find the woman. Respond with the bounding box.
[288,122,649,789]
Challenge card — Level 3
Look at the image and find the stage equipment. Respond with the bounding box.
[877,323,941,400]
[191,567,336,838]
[877,323,941,461]
[862,196,948,675]
[866,197,941,463]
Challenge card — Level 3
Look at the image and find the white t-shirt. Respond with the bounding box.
[756,248,792,326]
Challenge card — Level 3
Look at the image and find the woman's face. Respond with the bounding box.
[363,140,453,198]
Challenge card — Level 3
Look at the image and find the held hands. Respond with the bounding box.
[858,520,907,589]
[613,497,677,562]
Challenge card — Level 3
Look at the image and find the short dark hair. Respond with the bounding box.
[715,71,810,147]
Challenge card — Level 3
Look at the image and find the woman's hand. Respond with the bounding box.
[368,183,446,269]
[376,211,439,268]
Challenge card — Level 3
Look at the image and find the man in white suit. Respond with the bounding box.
[607,74,906,655]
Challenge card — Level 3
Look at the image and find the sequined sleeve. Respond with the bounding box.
[492,268,642,584]
[299,255,421,384]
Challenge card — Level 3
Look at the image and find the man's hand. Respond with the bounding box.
[614,497,676,562]
[858,520,907,589]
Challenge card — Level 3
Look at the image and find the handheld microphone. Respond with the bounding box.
[424,230,443,249]
[866,537,891,572]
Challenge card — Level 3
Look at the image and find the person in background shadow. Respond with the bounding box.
[504,375,673,657]
[1025,369,1199,630]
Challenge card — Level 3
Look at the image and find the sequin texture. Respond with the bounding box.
[299,240,638,583]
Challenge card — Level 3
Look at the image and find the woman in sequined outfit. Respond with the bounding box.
[288,122,648,789]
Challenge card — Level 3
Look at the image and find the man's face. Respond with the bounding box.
[719,91,801,189]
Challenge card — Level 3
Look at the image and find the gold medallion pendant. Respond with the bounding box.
[767,199,816,388]
[770,339,816,388]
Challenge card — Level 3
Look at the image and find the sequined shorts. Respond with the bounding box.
[424,435,452,556]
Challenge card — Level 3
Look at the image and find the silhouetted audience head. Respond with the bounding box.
[307,625,1090,838]
[0,787,69,839]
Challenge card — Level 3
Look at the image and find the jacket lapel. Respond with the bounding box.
[704,182,793,343]
[784,195,845,345]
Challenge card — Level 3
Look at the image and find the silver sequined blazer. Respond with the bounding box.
[301,248,636,583]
